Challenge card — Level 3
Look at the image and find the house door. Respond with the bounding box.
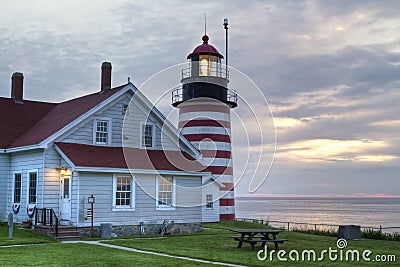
[60,176,71,221]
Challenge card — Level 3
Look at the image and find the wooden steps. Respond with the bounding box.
[35,225,82,241]
[55,226,82,241]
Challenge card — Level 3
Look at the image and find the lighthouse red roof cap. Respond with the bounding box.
[187,35,224,59]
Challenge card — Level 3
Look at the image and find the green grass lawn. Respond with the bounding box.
[0,243,209,266]
[0,223,55,246]
[1,221,399,266]
[105,221,400,266]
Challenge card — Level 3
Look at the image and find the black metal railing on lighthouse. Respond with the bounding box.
[181,65,229,79]
[172,86,237,107]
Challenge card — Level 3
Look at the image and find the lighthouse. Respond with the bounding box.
[172,26,237,220]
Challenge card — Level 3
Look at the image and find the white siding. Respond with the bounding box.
[43,146,62,213]
[76,172,202,226]
[60,92,180,151]
[121,99,158,148]
[202,181,221,222]
[71,170,79,223]
[8,150,44,223]
[120,96,179,150]
[0,154,10,221]
[175,176,202,207]
[61,119,93,145]
[61,95,130,145]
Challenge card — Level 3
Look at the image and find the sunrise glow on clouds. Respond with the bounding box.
[278,138,397,163]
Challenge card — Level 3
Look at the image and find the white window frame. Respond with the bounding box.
[93,117,112,145]
[27,169,38,205]
[206,194,213,209]
[12,171,22,204]
[156,176,176,210]
[112,174,135,211]
[140,122,156,149]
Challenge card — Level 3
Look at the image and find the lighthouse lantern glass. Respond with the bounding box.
[198,55,220,77]
[199,56,209,76]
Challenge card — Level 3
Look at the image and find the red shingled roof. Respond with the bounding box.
[0,99,56,148]
[55,142,207,172]
[1,84,127,149]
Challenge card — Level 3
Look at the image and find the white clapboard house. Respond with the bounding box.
[0,63,224,233]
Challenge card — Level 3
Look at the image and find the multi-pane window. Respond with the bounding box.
[206,194,213,209]
[96,120,108,144]
[158,177,173,207]
[142,124,154,148]
[13,173,22,203]
[115,176,131,207]
[28,171,37,204]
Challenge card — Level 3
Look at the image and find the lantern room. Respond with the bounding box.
[186,35,225,78]
[172,34,237,108]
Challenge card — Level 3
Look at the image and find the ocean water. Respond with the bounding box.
[236,197,400,231]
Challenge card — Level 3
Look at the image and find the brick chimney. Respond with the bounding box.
[101,62,112,92]
[11,72,24,103]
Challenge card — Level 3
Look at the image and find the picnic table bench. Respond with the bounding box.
[230,229,287,250]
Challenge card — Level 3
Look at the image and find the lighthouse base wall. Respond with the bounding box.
[177,98,236,221]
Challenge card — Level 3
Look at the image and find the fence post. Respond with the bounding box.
[379,225,382,234]
[8,213,13,240]
[55,217,59,237]
[315,224,317,232]
[50,209,53,226]
[287,222,290,231]
[43,208,47,225]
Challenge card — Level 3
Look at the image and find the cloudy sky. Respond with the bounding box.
[1,0,399,198]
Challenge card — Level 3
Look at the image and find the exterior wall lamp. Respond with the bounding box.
[56,166,70,176]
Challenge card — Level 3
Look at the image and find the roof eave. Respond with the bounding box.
[54,144,77,171]
[72,166,211,176]
[2,144,47,153]
[202,175,225,188]
[187,52,224,59]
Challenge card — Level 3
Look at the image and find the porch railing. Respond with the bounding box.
[35,208,59,237]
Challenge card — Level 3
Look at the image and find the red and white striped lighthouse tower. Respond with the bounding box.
[172,32,237,220]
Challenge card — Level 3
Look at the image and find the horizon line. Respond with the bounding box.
[236,193,400,198]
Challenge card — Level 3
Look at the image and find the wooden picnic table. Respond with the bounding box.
[230,229,287,250]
